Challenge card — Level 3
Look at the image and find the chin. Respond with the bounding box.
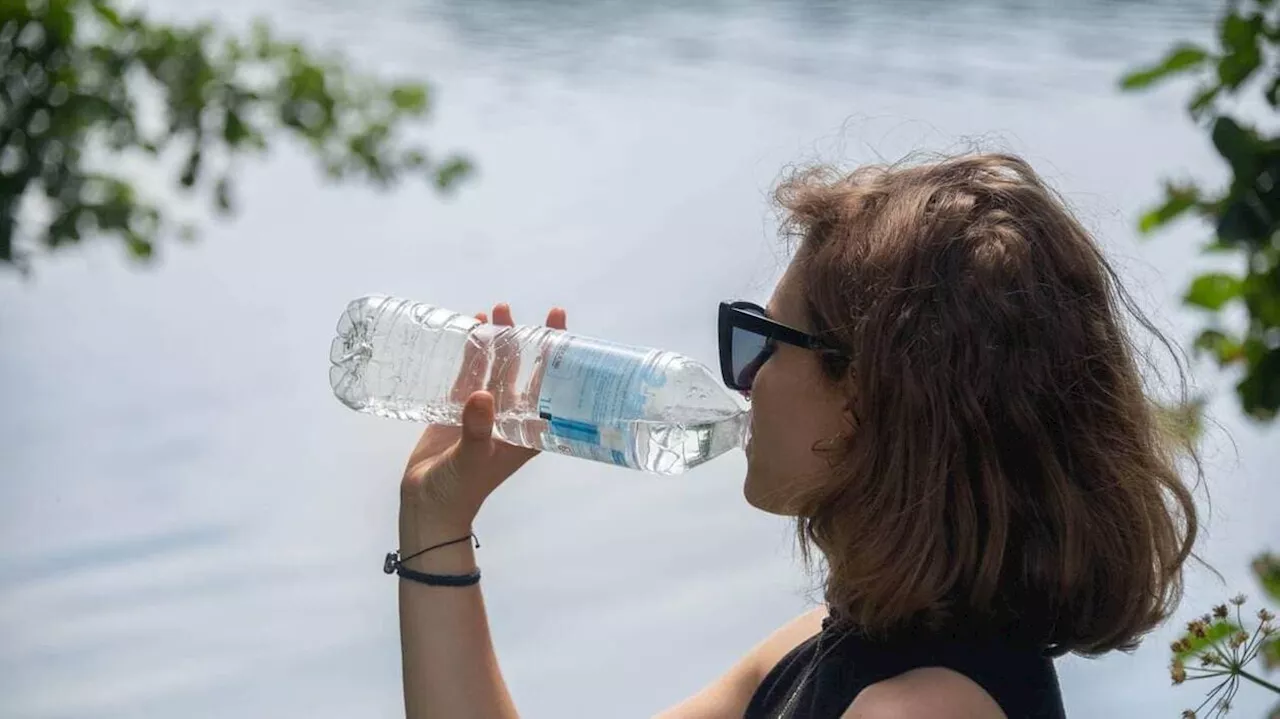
[743,467,799,517]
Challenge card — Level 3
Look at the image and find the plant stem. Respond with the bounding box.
[1238,669,1280,694]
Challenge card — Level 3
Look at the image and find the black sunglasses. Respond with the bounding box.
[718,301,846,392]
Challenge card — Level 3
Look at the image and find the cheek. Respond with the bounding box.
[751,371,846,467]
[742,391,836,515]
[748,378,807,460]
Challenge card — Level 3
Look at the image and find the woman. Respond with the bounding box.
[391,153,1199,718]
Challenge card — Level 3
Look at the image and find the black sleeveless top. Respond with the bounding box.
[744,614,1067,718]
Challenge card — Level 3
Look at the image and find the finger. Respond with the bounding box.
[546,307,566,331]
[449,310,491,406]
[524,307,568,409]
[499,307,522,396]
[487,304,520,413]
[460,390,495,445]
[492,303,514,326]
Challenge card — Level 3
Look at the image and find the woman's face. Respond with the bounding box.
[742,257,853,516]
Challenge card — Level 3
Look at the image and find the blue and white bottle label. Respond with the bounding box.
[536,335,666,467]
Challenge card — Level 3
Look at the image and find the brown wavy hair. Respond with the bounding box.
[777,153,1200,657]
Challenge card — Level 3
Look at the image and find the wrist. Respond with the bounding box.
[400,514,472,549]
[399,510,478,573]
[396,534,478,573]
[400,490,474,530]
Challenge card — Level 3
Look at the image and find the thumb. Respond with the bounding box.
[460,391,496,448]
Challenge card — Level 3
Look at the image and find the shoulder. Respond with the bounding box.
[653,606,827,719]
[840,667,1007,719]
[745,605,828,680]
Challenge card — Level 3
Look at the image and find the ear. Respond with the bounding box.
[839,374,858,429]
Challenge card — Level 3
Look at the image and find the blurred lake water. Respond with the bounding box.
[3,0,1278,717]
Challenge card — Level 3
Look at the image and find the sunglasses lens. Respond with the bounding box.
[731,309,771,389]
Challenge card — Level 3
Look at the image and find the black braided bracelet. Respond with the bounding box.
[396,566,482,587]
[384,533,481,587]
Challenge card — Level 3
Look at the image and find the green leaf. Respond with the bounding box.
[1218,50,1262,90]
[1268,76,1280,107]
[1218,11,1264,89]
[1239,346,1280,419]
[1153,397,1206,446]
[89,0,123,29]
[1254,554,1280,602]
[1189,85,1221,119]
[45,1,77,43]
[433,156,472,191]
[214,176,231,213]
[1216,196,1269,245]
[1221,11,1260,50]
[222,107,250,146]
[1211,117,1258,174]
[1185,272,1243,310]
[1193,329,1246,364]
[179,147,202,188]
[249,19,274,58]
[1243,272,1280,325]
[1139,184,1201,233]
[1174,620,1240,661]
[1263,639,1279,673]
[1244,336,1268,366]
[1201,238,1239,254]
[1120,44,1210,90]
[389,83,428,113]
[125,233,153,260]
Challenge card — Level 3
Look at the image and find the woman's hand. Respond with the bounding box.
[400,303,568,544]
[396,303,565,719]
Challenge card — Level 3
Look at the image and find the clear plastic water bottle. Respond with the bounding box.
[329,295,750,475]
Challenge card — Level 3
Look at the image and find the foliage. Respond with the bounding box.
[1154,394,1210,448]
[1168,562,1280,716]
[1168,560,1280,719]
[1124,8,1280,714]
[1120,0,1280,422]
[0,0,470,271]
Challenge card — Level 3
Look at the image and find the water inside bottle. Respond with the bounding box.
[347,400,748,475]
